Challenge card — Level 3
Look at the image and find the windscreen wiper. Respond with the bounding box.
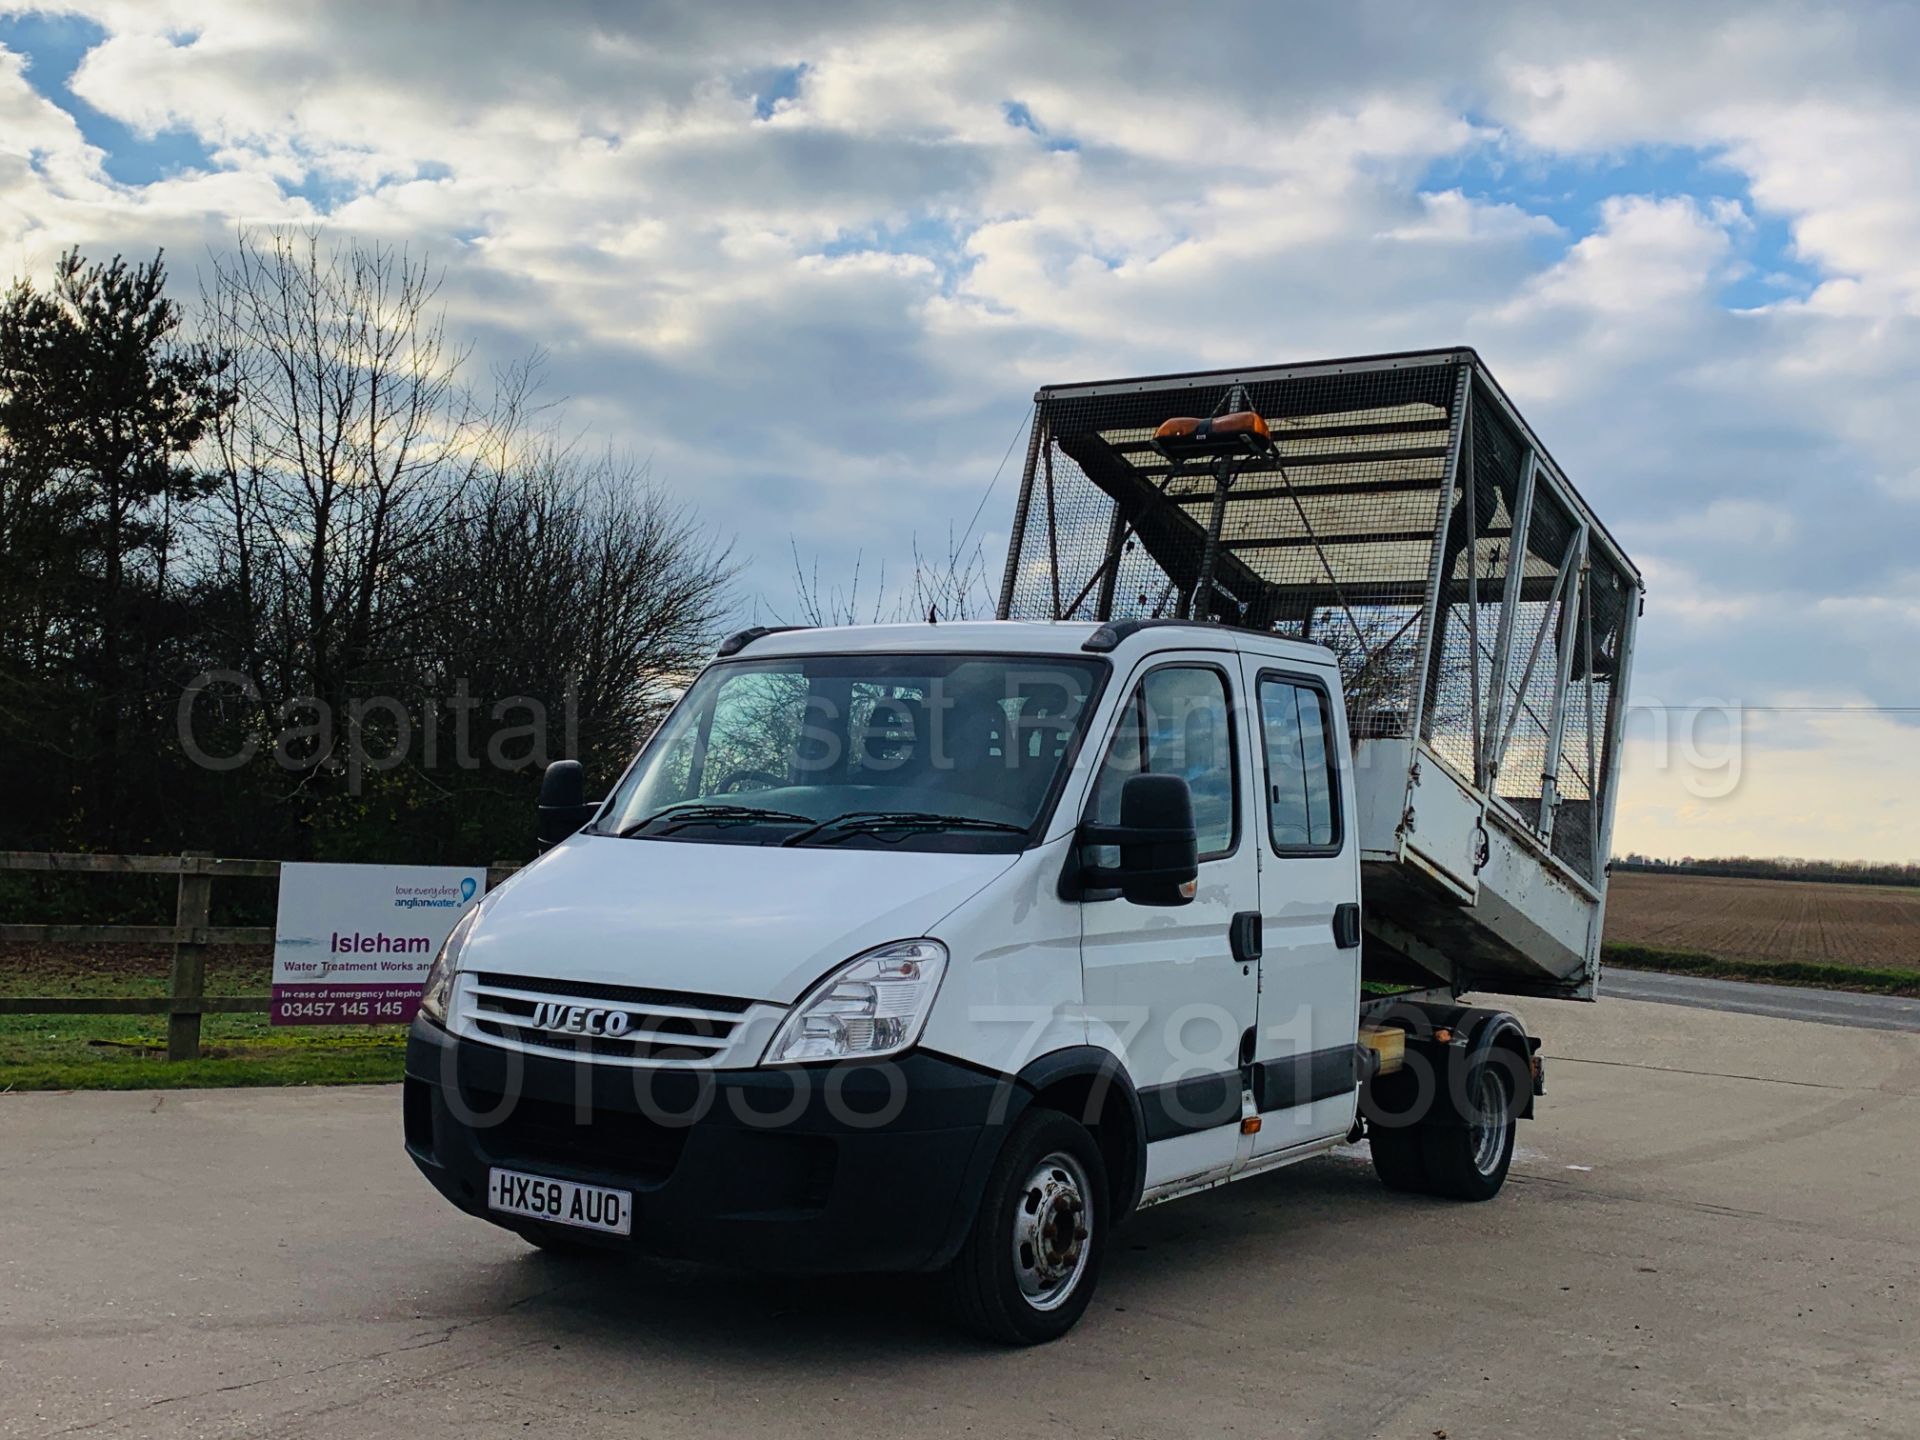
[781,811,1029,847]
[617,803,813,838]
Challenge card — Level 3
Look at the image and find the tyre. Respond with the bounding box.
[945,1108,1108,1345]
[1417,1057,1516,1201]
[1366,1121,1430,1192]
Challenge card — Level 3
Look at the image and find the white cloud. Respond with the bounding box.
[1515,195,1734,317]
[1681,499,1797,551]
[2,0,1918,857]
[1387,188,1561,244]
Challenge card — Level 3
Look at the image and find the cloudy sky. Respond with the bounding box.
[2,0,1916,861]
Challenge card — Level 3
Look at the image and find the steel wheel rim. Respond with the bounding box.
[1011,1150,1094,1311]
[1469,1068,1509,1175]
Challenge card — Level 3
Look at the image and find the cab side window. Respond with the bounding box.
[1258,676,1340,852]
[1089,666,1237,859]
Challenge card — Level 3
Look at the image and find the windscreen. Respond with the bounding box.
[595,652,1105,852]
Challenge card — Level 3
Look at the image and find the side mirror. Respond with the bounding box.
[1074,773,1199,907]
[537,760,600,852]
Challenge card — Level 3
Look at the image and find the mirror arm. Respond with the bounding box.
[1076,854,1201,888]
[535,800,601,852]
[1077,820,1198,849]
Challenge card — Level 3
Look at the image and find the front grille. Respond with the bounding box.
[471,972,756,1014]
[461,971,765,1066]
[471,1020,726,1063]
[460,1084,688,1184]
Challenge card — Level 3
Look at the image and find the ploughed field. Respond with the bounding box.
[1604,871,1920,977]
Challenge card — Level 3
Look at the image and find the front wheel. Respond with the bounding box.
[945,1108,1108,1345]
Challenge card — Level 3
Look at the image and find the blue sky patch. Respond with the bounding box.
[280,166,360,212]
[817,212,973,290]
[745,62,808,121]
[1421,131,1822,308]
[0,13,216,186]
[281,155,449,212]
[1002,99,1079,152]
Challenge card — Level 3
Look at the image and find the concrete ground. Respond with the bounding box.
[3,995,1917,1440]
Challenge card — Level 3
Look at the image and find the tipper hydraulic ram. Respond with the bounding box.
[996,347,1643,1000]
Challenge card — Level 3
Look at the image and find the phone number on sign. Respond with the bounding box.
[270,984,423,1025]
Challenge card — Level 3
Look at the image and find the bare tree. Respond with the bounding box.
[0,231,737,861]
[189,228,734,854]
[425,443,737,772]
[786,526,996,629]
[904,526,996,622]
[786,542,889,628]
[197,229,511,755]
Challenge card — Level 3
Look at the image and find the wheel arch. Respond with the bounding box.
[1366,1000,1537,1123]
[1015,1046,1148,1221]
[1473,1012,1537,1122]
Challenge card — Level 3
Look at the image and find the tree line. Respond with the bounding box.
[1613,855,1920,889]
[0,231,733,867]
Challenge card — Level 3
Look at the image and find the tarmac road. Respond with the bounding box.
[1605,968,1920,1033]
[3,994,1917,1439]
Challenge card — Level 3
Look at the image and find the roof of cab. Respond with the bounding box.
[721,621,1098,659]
[714,619,1340,670]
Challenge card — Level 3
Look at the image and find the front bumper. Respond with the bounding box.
[403,1018,1017,1273]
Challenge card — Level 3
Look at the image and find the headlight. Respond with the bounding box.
[762,939,948,1065]
[418,907,479,1027]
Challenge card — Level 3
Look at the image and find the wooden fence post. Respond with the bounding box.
[167,853,215,1062]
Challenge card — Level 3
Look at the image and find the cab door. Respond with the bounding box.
[1078,657,1261,1192]
[1237,657,1363,1160]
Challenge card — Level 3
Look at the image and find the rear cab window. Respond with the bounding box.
[1256,673,1342,855]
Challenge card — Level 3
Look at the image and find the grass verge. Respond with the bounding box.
[8,940,1914,1094]
[0,1041,406,1093]
[1604,943,1920,997]
[0,948,406,1093]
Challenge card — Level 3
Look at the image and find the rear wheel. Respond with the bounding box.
[945,1109,1108,1345]
[1368,1052,1517,1202]
[1366,1122,1430,1192]
[1418,1061,1516,1201]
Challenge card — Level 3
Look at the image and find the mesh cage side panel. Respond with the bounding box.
[1001,361,1464,743]
[1550,548,1632,880]
[1591,554,1632,848]
[1489,478,1576,828]
[1000,355,1642,892]
[1420,386,1529,783]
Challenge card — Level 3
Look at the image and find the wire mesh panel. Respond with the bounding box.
[1421,384,1531,785]
[1000,357,1466,740]
[1548,540,1633,880]
[998,350,1641,895]
[1487,477,1576,820]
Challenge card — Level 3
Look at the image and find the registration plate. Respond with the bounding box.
[487,1167,633,1236]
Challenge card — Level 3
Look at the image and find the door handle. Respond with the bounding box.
[1332,902,1361,950]
[1230,911,1263,964]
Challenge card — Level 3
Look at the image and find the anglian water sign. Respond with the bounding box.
[271,862,485,1025]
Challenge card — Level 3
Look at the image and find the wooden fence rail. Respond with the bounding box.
[0,852,517,1061]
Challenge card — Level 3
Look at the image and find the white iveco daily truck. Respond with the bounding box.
[405,349,1642,1343]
